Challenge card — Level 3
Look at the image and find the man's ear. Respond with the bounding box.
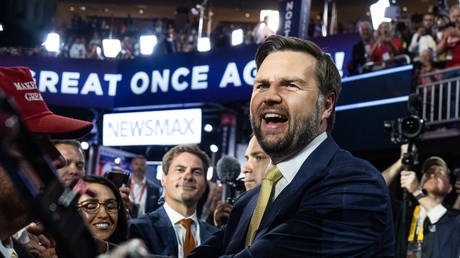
[321,92,336,121]
[161,173,167,188]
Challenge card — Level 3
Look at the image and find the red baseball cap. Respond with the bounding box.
[0,66,93,139]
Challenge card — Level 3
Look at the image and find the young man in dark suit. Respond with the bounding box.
[128,144,217,257]
[190,35,394,257]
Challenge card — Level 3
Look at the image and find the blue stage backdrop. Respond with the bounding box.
[0,36,359,110]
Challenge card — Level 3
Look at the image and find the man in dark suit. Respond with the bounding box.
[347,21,373,75]
[126,155,161,217]
[189,35,394,257]
[129,145,217,257]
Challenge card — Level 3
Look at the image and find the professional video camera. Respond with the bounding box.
[384,93,424,145]
[384,93,424,258]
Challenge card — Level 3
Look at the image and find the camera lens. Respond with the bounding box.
[401,115,423,138]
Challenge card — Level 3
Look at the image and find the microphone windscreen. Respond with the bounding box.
[216,155,241,183]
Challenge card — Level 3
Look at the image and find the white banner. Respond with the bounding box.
[103,108,202,146]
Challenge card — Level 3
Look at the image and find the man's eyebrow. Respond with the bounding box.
[254,77,306,84]
[279,78,306,84]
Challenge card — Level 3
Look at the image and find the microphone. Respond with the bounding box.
[216,156,244,204]
[216,155,241,184]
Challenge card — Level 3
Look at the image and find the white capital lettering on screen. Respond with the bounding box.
[151,69,170,93]
[219,62,242,88]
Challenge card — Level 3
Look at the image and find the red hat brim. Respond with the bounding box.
[25,112,93,139]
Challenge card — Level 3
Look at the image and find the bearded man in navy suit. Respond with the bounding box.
[189,35,394,257]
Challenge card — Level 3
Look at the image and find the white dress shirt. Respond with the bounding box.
[415,204,447,235]
[130,178,147,217]
[270,132,327,202]
[163,203,201,258]
[0,237,18,258]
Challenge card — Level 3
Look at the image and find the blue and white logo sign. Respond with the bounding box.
[103,108,202,146]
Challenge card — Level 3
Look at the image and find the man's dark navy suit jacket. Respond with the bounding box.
[189,136,395,257]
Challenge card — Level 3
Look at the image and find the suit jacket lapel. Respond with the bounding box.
[226,187,260,251]
[155,207,179,256]
[255,136,339,240]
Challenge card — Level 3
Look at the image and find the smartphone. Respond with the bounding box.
[105,171,129,188]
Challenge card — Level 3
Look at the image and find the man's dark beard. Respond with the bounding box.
[250,98,322,163]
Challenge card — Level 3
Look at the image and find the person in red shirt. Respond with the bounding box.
[368,22,402,67]
[437,5,460,68]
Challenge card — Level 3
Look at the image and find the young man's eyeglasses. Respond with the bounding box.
[77,199,119,214]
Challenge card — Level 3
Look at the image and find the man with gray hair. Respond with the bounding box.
[348,20,373,75]
[190,35,394,257]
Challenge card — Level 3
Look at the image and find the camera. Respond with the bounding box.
[384,93,424,144]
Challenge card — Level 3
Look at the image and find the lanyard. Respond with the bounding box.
[408,205,425,242]
[130,181,147,203]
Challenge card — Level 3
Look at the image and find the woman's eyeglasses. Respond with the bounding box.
[77,199,119,214]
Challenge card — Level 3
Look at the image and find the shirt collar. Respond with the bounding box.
[132,177,146,186]
[275,132,327,184]
[163,202,199,226]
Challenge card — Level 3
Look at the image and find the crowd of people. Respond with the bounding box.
[348,5,460,77]
[1,9,460,258]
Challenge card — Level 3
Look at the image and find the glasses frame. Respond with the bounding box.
[77,199,119,214]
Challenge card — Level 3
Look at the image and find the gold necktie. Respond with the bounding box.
[245,165,283,246]
[180,218,196,257]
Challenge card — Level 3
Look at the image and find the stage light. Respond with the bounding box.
[102,39,121,58]
[0,24,3,32]
[197,37,211,52]
[260,10,280,32]
[204,123,213,132]
[139,35,158,55]
[42,32,60,52]
[231,28,244,46]
[370,0,391,30]
[210,144,218,153]
[81,141,89,150]
[114,157,121,165]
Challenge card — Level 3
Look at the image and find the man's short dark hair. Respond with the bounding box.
[53,139,83,151]
[254,35,342,131]
[162,144,210,177]
[131,155,147,163]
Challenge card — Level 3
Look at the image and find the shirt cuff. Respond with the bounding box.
[426,204,447,224]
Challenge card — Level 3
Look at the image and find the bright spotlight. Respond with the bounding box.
[197,37,211,52]
[207,167,214,180]
[260,10,280,32]
[80,141,89,150]
[370,0,391,30]
[0,24,3,32]
[210,144,219,153]
[102,39,121,58]
[204,123,213,132]
[140,35,158,55]
[42,33,60,52]
[114,157,121,165]
[231,29,244,46]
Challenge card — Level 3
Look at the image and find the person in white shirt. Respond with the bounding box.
[128,145,217,257]
[408,13,437,60]
[252,16,275,44]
